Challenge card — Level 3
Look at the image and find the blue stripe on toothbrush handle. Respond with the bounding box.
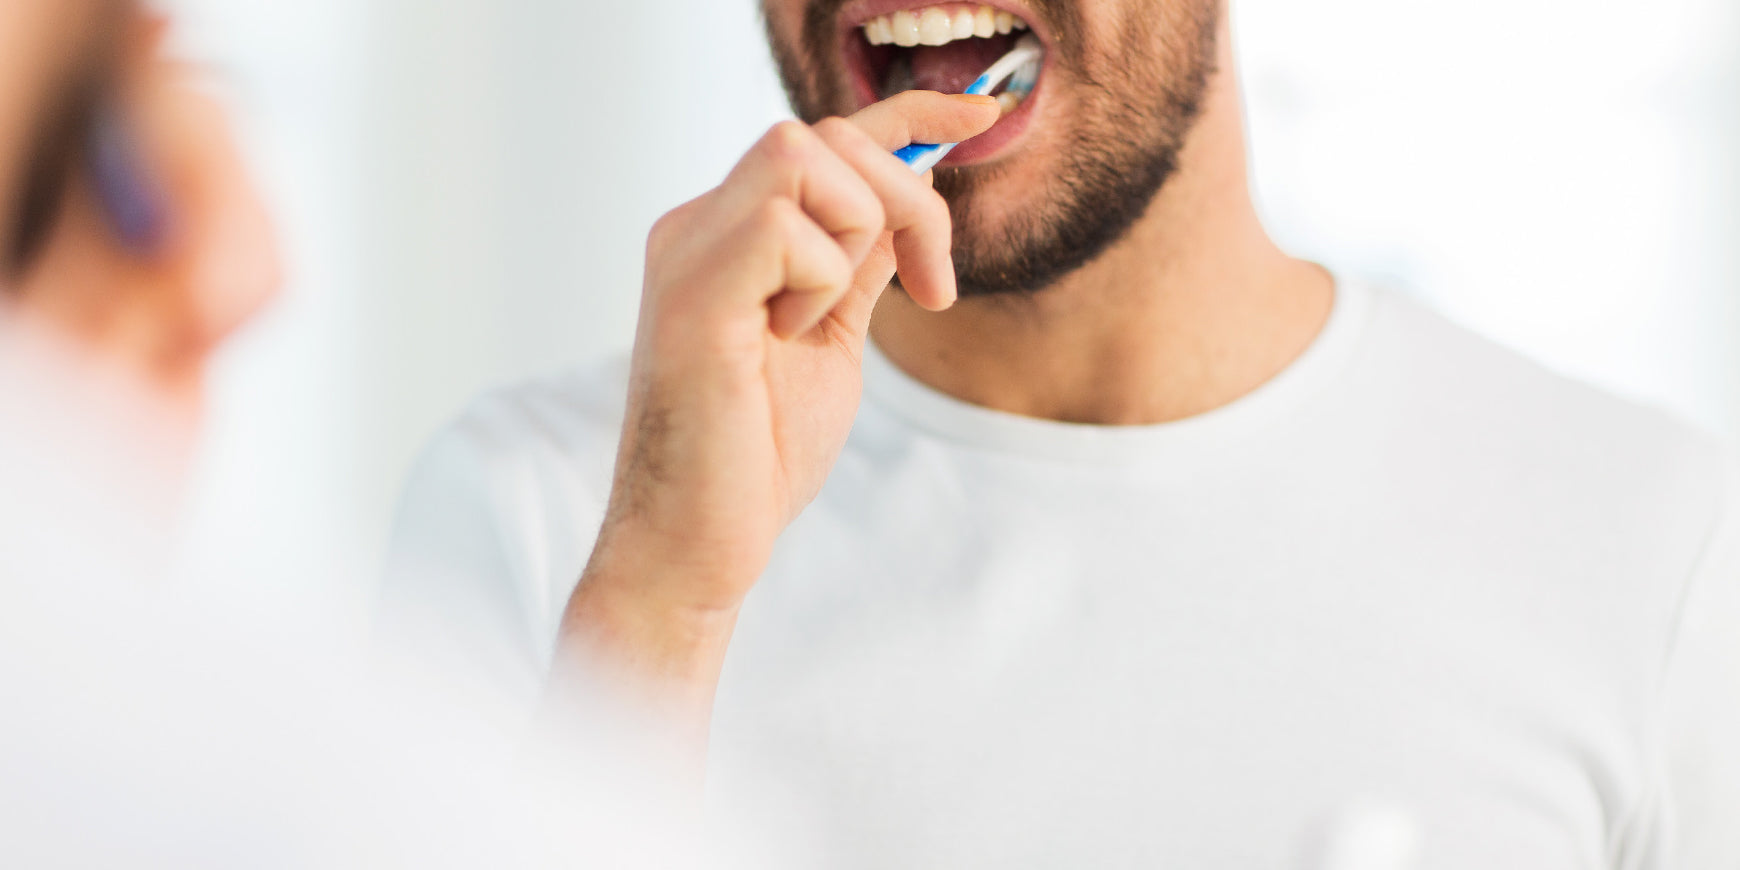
[898,142,957,175]
[895,143,941,164]
[894,73,995,174]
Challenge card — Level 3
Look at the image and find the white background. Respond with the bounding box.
[159,0,1740,623]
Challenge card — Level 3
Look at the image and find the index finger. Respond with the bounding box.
[847,90,1000,153]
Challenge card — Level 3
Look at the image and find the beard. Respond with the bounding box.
[764,0,1221,297]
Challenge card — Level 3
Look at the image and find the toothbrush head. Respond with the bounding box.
[1007,52,1040,98]
[966,34,1043,98]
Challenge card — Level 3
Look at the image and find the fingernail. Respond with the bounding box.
[956,94,999,107]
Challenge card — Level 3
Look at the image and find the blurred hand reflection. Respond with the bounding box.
[1,0,278,432]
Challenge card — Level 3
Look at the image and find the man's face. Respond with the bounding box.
[763,0,1221,297]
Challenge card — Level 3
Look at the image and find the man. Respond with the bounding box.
[384,0,1740,866]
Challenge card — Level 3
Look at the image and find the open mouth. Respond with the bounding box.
[842,3,1047,164]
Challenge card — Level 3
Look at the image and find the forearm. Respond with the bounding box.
[535,90,993,785]
[545,532,746,781]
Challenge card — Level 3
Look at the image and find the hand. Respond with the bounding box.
[11,14,279,423]
[553,92,998,753]
[581,91,998,617]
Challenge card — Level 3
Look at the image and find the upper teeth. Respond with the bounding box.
[863,5,1028,48]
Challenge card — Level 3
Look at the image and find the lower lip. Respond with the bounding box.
[844,35,1046,168]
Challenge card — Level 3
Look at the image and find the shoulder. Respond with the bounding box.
[1352,284,1730,512]
[439,354,632,465]
[408,354,633,510]
[383,355,633,684]
[391,353,634,577]
[1341,284,1736,673]
[402,353,632,558]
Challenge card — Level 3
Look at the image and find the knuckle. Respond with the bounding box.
[841,210,885,250]
[745,202,811,277]
[811,116,853,143]
[647,197,703,251]
[646,211,682,251]
[760,120,814,163]
[804,250,853,297]
[825,243,855,281]
[887,89,928,110]
[860,193,888,231]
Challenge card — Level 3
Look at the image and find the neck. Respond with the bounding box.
[869,17,1332,426]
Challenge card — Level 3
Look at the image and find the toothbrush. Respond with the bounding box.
[88,101,170,256]
[894,34,1043,175]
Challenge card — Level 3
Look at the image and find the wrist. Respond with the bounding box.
[548,550,742,780]
[588,510,771,612]
[560,526,748,685]
[570,564,741,661]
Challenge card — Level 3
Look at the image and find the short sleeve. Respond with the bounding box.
[378,371,626,712]
[379,419,552,706]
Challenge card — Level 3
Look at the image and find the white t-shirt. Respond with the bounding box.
[383,279,1740,869]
